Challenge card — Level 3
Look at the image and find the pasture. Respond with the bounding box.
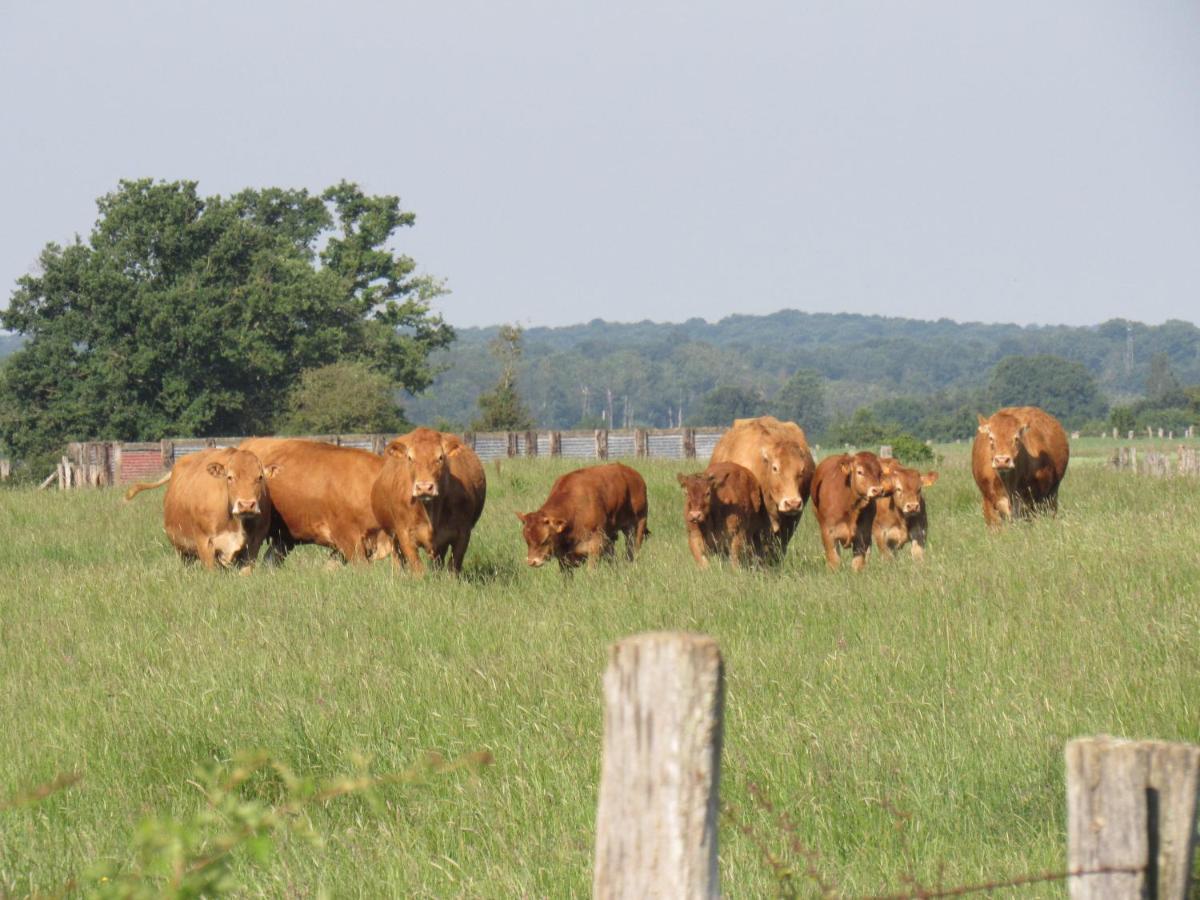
[1,441,1198,896]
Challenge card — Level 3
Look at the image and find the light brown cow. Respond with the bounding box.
[872,462,938,561]
[517,463,648,570]
[972,406,1069,528]
[124,448,278,571]
[810,451,890,571]
[239,437,392,564]
[710,415,815,554]
[371,428,487,575]
[676,461,773,569]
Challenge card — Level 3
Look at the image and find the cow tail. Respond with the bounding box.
[124,472,172,501]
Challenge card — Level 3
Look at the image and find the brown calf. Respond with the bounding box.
[873,463,938,561]
[810,451,890,571]
[517,463,648,570]
[676,462,773,569]
[972,406,1069,528]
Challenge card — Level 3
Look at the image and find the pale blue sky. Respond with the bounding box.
[2,1,1198,328]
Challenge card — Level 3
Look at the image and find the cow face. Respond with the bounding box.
[207,451,278,518]
[516,511,567,567]
[888,465,938,516]
[677,472,715,525]
[759,444,808,515]
[386,429,463,502]
[978,414,1030,470]
[839,452,887,501]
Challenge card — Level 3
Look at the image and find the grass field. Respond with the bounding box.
[2,440,1198,896]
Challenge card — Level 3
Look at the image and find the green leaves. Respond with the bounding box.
[0,180,454,466]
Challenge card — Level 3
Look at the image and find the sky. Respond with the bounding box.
[2,1,1198,330]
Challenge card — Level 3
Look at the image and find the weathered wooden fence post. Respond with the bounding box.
[506,432,519,458]
[682,427,697,459]
[0,458,10,481]
[525,430,539,458]
[1066,736,1200,899]
[634,428,648,458]
[594,632,724,899]
[595,429,609,460]
[549,431,562,457]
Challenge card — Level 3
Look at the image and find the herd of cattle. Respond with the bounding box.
[123,406,1070,573]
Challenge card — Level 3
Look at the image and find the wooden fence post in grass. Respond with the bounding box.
[549,431,562,456]
[683,427,697,459]
[0,458,10,481]
[594,632,724,900]
[595,428,609,460]
[1066,737,1200,899]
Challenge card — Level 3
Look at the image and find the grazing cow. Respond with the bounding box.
[371,428,487,574]
[517,463,648,570]
[872,462,938,561]
[238,438,392,564]
[676,461,773,569]
[810,451,890,571]
[972,406,1069,528]
[710,415,815,554]
[124,448,278,571]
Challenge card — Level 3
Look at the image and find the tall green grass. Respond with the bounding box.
[1,445,1197,896]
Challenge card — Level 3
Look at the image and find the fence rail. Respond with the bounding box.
[50,428,730,488]
[1110,445,1200,477]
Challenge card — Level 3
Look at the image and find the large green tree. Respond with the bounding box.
[472,324,534,431]
[986,354,1107,427]
[274,361,408,436]
[0,180,453,465]
[771,368,828,438]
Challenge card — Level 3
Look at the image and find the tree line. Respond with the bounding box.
[3,180,1199,477]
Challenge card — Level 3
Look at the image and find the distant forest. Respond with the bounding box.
[403,311,1200,439]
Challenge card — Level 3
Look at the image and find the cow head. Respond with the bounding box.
[515,511,566,567]
[385,428,466,502]
[759,444,809,515]
[677,471,719,524]
[978,414,1029,470]
[207,451,278,519]
[838,451,887,501]
[887,464,938,516]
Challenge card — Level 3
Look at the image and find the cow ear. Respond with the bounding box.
[442,435,465,456]
[1017,423,1030,438]
[922,471,939,487]
[515,511,528,523]
[708,470,727,487]
[548,516,568,534]
[206,462,226,478]
[386,441,408,458]
[264,464,282,479]
[976,413,988,427]
[839,459,851,476]
[676,473,687,486]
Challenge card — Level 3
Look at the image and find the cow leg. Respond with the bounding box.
[196,539,220,571]
[395,531,426,575]
[851,521,872,572]
[981,497,1002,530]
[728,531,747,569]
[686,526,709,570]
[447,532,470,574]
[820,527,841,571]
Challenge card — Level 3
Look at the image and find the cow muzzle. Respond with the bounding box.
[412,481,439,499]
[992,455,1014,470]
[526,556,547,568]
[778,497,802,514]
[867,486,882,498]
[687,511,706,524]
[231,499,261,517]
[902,502,921,514]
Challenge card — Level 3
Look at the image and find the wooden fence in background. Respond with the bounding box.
[600,631,1200,898]
[49,428,729,488]
[1110,445,1200,477]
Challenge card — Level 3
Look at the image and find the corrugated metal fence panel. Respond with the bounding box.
[560,434,595,458]
[647,433,685,459]
[608,433,635,458]
[515,434,528,454]
[694,431,722,458]
[536,433,554,455]
[338,438,374,451]
[474,435,508,460]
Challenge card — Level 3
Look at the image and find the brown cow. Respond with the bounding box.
[710,415,815,554]
[239,437,392,564]
[872,462,938,561]
[124,448,278,571]
[810,451,890,571]
[517,463,648,570]
[676,461,773,569]
[371,428,487,574]
[972,406,1069,528]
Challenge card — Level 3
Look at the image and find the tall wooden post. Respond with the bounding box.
[594,632,724,899]
[506,432,519,458]
[525,430,539,457]
[1066,737,1200,899]
[549,431,562,457]
[683,427,697,459]
[595,429,609,460]
[634,428,648,458]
